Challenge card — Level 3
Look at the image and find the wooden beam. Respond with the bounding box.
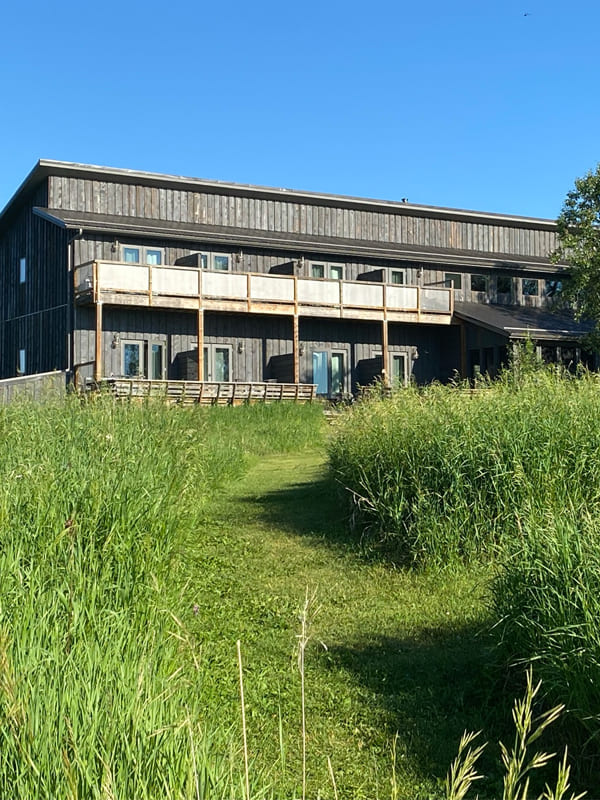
[94,302,103,382]
[460,320,467,378]
[197,305,204,381]
[381,318,389,386]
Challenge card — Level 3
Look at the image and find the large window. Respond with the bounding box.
[121,245,164,265]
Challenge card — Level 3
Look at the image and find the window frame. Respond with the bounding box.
[445,272,462,290]
[522,278,539,297]
[308,261,345,280]
[389,269,405,285]
[199,252,232,272]
[121,244,165,265]
[470,274,488,293]
[19,257,26,284]
[18,348,26,375]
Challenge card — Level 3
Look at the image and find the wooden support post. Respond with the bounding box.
[197,305,204,381]
[293,314,300,384]
[94,302,103,383]
[460,321,467,378]
[381,318,389,386]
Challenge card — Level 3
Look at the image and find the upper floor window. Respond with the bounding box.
[309,261,344,280]
[122,245,164,265]
[445,273,462,290]
[545,279,563,297]
[522,278,539,296]
[19,257,26,284]
[200,253,231,271]
[470,274,488,292]
[497,275,512,294]
[389,269,405,285]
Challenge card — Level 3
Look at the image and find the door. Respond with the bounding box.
[203,345,232,381]
[390,353,408,387]
[149,343,165,379]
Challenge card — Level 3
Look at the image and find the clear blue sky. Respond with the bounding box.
[1,0,598,219]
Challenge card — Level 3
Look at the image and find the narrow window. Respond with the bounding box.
[522,278,539,296]
[311,263,325,279]
[331,353,344,395]
[19,257,26,284]
[200,254,209,270]
[18,349,26,375]
[470,274,488,292]
[445,273,462,290]
[312,351,328,394]
[149,343,164,379]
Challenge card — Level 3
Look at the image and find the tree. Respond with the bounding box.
[554,165,600,341]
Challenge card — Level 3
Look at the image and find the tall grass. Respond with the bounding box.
[0,396,322,799]
[329,368,600,565]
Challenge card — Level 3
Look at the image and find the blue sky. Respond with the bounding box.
[1,0,598,219]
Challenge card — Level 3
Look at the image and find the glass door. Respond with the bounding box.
[203,345,232,381]
[149,343,165,379]
[312,351,328,395]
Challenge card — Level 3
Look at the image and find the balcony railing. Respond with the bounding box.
[74,261,453,322]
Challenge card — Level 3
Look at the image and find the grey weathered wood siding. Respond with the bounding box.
[49,176,558,260]
[0,181,69,377]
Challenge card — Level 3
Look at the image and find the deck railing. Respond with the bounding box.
[97,379,317,405]
[74,261,453,321]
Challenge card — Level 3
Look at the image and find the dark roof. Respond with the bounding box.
[33,207,561,271]
[454,302,593,341]
[1,159,559,233]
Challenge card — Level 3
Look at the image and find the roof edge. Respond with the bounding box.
[15,159,559,230]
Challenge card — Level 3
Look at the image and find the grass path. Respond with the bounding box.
[179,446,497,799]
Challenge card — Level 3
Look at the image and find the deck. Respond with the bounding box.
[73,261,453,324]
[97,379,317,406]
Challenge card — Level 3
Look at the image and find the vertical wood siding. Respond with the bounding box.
[49,176,558,260]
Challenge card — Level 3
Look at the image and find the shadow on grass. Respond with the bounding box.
[238,471,365,551]
[319,625,506,796]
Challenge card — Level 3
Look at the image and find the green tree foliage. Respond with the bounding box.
[555,165,600,341]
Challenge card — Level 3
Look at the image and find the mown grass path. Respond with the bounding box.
[181,446,497,799]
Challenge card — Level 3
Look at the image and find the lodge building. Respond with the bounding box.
[0,160,590,397]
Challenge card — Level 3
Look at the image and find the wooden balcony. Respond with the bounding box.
[74,261,453,324]
[96,378,317,406]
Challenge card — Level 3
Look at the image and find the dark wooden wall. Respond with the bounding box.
[0,181,69,378]
[50,176,558,260]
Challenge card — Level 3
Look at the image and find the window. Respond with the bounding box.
[18,349,26,375]
[497,275,512,294]
[445,273,462,290]
[390,269,405,285]
[149,343,165,379]
[309,261,344,280]
[122,341,143,377]
[522,278,539,296]
[331,352,345,395]
[19,257,26,284]
[122,245,164,265]
[470,274,488,292]
[545,279,563,297]
[199,253,231,271]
